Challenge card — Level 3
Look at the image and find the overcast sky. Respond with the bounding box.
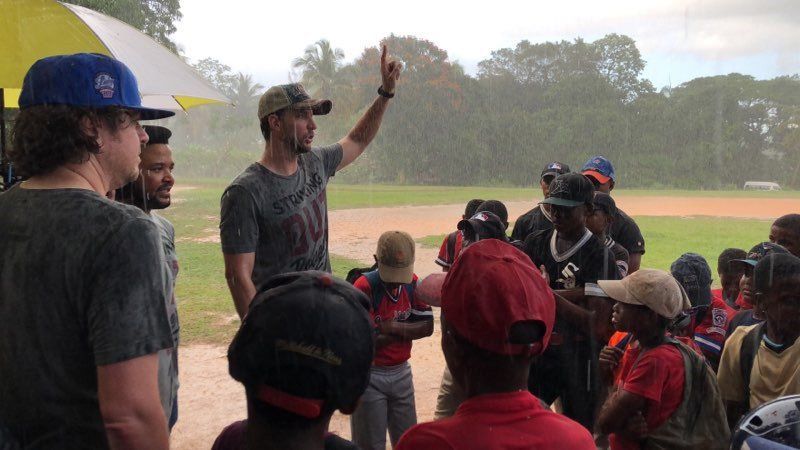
[173,0,800,90]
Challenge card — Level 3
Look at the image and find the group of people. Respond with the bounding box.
[1,46,799,450]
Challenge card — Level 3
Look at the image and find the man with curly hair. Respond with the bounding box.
[0,54,175,448]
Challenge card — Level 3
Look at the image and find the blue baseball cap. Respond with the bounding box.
[670,253,712,308]
[581,155,616,184]
[18,53,174,120]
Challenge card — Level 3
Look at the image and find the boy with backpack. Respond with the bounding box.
[596,269,729,450]
[351,231,434,450]
[717,253,800,430]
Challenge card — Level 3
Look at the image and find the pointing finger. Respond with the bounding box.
[381,44,387,68]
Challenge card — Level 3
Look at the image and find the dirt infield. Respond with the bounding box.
[171,194,797,449]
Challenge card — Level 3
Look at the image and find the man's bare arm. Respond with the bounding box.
[97,354,168,450]
[224,252,256,319]
[337,44,401,171]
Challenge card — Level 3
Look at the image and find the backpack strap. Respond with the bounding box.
[363,270,385,312]
[739,322,766,405]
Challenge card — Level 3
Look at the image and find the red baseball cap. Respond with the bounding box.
[441,239,555,356]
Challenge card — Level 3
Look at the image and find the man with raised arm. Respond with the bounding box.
[221,45,402,319]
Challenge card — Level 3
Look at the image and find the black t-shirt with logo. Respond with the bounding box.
[523,228,620,337]
[610,207,645,255]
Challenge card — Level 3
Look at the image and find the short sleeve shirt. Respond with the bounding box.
[353,274,433,366]
[220,145,343,290]
[717,324,800,408]
[610,208,645,255]
[396,391,595,450]
[610,344,686,450]
[435,231,463,269]
[0,187,173,448]
[511,205,553,241]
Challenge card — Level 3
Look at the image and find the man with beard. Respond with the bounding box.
[117,124,180,430]
[221,45,402,319]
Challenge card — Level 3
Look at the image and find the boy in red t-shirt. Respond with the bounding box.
[397,240,595,450]
[351,231,434,450]
[712,248,746,309]
[596,269,693,450]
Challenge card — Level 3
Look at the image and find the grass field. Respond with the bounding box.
[418,216,773,276]
[164,179,791,344]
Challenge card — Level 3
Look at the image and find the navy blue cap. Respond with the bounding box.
[581,155,616,183]
[670,253,712,308]
[458,211,508,243]
[18,53,174,120]
[540,161,571,179]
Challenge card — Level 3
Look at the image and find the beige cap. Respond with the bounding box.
[598,269,691,319]
[257,83,332,120]
[376,231,415,284]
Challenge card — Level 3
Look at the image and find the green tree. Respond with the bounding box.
[70,0,182,53]
[292,39,345,97]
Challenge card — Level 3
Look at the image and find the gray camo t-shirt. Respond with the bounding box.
[0,187,173,449]
[220,145,343,291]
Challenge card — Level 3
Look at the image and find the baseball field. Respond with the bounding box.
[162,180,799,448]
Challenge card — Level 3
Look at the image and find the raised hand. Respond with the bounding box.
[380,44,402,94]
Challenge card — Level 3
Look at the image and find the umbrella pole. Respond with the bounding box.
[0,88,6,189]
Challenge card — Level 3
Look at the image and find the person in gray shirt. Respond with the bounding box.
[0,54,173,449]
[221,45,403,318]
[117,125,181,431]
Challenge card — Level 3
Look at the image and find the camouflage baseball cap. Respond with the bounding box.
[257,83,332,119]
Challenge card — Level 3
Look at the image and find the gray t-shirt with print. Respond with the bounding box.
[0,186,173,449]
[220,145,343,291]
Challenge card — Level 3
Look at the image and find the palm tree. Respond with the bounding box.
[227,73,264,117]
[292,39,345,97]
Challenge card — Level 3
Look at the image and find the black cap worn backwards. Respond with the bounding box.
[671,253,713,308]
[228,271,374,419]
[540,161,571,180]
[540,173,595,208]
[730,242,790,270]
[458,211,508,243]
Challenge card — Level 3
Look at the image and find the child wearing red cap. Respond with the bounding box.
[397,240,595,450]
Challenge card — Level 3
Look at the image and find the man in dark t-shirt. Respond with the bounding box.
[587,192,630,277]
[523,173,619,430]
[511,161,570,241]
[581,156,646,273]
[221,45,403,318]
[0,54,173,448]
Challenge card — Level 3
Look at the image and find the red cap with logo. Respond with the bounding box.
[441,239,555,356]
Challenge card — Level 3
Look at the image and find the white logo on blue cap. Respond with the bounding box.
[94,72,115,99]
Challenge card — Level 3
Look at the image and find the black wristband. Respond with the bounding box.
[377,86,395,98]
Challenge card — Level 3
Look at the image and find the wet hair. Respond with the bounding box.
[10,105,126,177]
[718,248,747,275]
[773,214,800,234]
[753,253,800,295]
[476,200,509,224]
[259,109,287,141]
[142,125,171,146]
[464,199,485,218]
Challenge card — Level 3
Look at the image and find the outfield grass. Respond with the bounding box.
[164,179,789,344]
[418,216,773,278]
